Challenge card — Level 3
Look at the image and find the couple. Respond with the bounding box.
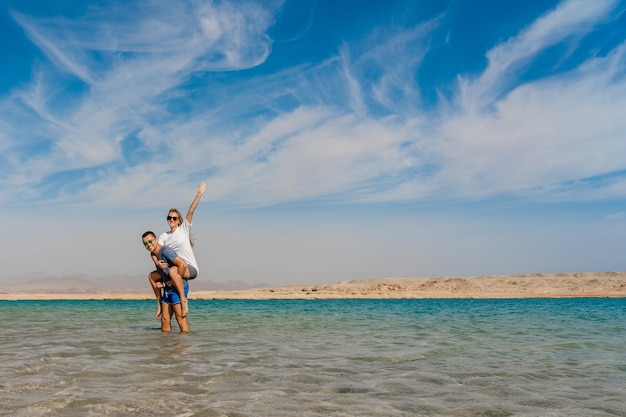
[142,182,205,333]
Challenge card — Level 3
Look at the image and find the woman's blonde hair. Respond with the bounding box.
[168,208,194,247]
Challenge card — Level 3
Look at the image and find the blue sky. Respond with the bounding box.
[2,0,626,286]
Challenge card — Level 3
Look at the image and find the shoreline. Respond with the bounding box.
[2,271,625,301]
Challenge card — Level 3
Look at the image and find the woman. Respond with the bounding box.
[149,182,206,318]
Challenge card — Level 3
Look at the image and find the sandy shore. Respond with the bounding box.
[1,271,625,300]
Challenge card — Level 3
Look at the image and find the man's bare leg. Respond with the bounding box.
[161,303,173,332]
[172,303,190,333]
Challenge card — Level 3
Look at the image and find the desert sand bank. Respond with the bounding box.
[1,272,625,300]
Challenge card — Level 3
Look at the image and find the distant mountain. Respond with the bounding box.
[0,274,267,294]
[0,274,104,294]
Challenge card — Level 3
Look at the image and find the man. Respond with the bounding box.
[142,231,190,333]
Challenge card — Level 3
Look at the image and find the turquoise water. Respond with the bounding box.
[1,298,625,416]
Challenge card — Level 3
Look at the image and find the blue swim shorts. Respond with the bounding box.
[161,279,189,305]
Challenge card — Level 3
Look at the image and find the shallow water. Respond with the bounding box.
[1,298,625,416]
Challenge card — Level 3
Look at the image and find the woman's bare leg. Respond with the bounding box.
[168,266,188,317]
[148,271,164,318]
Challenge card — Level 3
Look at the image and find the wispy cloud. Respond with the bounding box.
[606,211,626,220]
[1,0,625,210]
[2,0,278,205]
[458,0,622,112]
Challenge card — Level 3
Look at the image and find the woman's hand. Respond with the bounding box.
[198,182,206,196]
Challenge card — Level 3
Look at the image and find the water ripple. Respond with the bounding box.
[1,298,625,417]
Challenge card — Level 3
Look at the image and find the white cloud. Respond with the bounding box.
[1,0,278,206]
[436,41,626,200]
[459,0,621,112]
[606,211,625,220]
[1,0,626,211]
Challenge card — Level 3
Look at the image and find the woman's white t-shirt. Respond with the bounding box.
[158,219,199,273]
